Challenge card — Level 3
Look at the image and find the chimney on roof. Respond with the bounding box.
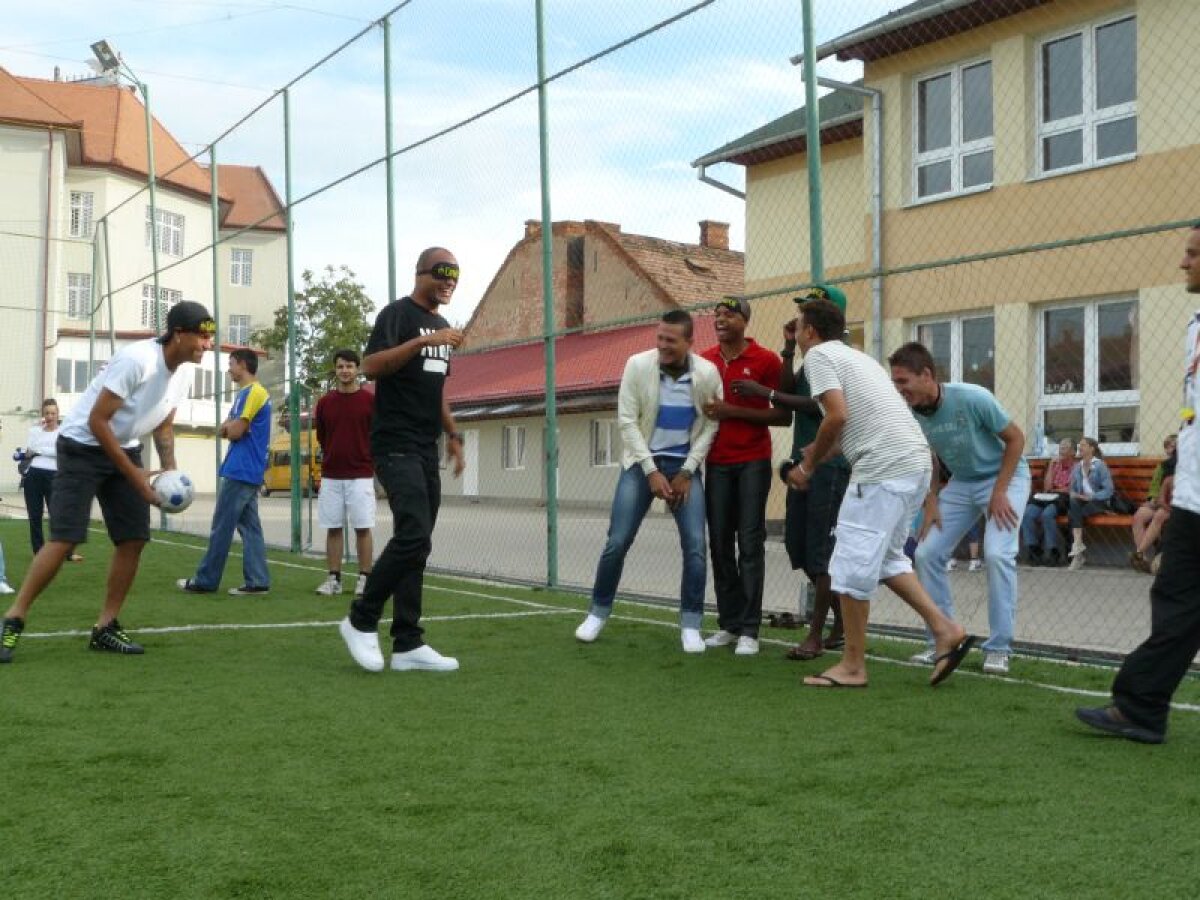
[699,220,729,250]
[524,220,541,240]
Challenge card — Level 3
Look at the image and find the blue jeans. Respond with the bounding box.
[914,473,1030,655]
[590,458,707,628]
[0,540,7,583]
[191,478,269,590]
[1021,502,1062,553]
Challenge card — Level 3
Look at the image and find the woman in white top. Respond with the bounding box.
[21,399,81,561]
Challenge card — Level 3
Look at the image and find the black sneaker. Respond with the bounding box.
[0,617,25,663]
[228,585,269,596]
[89,619,145,655]
[176,578,214,594]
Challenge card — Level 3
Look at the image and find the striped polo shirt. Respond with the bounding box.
[649,370,696,458]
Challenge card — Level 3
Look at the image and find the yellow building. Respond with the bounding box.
[695,0,1197,460]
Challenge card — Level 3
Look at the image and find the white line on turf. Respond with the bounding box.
[68,528,1200,714]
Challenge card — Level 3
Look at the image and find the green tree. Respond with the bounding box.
[252,265,376,393]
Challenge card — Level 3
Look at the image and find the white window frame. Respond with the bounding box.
[912,57,994,201]
[501,425,526,471]
[1036,13,1137,177]
[1036,296,1139,456]
[69,191,94,238]
[141,285,183,329]
[228,314,251,346]
[145,207,185,257]
[66,272,92,320]
[589,419,620,467]
[911,313,996,388]
[230,248,253,287]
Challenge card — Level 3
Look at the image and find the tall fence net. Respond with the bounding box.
[3,0,1195,665]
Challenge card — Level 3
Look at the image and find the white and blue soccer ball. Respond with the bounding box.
[154,470,195,513]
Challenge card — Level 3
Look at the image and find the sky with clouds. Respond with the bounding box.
[2,0,899,324]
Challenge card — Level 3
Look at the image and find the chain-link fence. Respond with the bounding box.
[3,0,1194,663]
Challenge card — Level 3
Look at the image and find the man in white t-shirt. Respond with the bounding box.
[0,301,213,663]
[785,297,974,688]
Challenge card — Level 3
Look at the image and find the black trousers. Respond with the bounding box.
[1112,506,1200,736]
[705,458,771,637]
[22,468,55,554]
[350,451,440,653]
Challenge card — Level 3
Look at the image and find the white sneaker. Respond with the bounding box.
[734,635,760,656]
[946,559,958,571]
[316,574,343,596]
[574,614,606,643]
[0,580,14,595]
[354,573,368,597]
[982,652,1010,675]
[681,628,705,653]
[1068,546,1087,571]
[909,647,938,665]
[339,617,384,672]
[968,559,983,573]
[391,644,459,672]
[704,629,738,648]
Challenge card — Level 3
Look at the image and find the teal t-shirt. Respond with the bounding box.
[790,366,849,469]
[914,383,1029,482]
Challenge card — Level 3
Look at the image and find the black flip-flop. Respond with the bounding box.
[803,674,868,689]
[930,634,977,686]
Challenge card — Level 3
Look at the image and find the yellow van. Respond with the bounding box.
[261,428,322,497]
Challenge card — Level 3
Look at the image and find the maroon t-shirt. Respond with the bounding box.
[700,339,782,465]
[314,388,375,479]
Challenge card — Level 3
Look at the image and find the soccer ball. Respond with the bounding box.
[154,470,195,513]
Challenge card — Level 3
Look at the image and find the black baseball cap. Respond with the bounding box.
[157,301,216,343]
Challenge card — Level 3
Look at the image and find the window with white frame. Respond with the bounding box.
[66,272,92,319]
[145,207,185,257]
[590,419,619,467]
[1039,15,1136,175]
[501,425,526,470]
[141,285,183,328]
[913,314,995,391]
[228,314,251,345]
[1038,298,1138,454]
[69,191,94,238]
[193,367,214,402]
[230,248,253,287]
[914,59,993,200]
[55,355,107,394]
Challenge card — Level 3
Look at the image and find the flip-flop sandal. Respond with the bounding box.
[803,673,868,689]
[785,644,824,661]
[930,634,977,687]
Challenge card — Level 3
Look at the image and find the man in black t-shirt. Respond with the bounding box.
[338,247,466,674]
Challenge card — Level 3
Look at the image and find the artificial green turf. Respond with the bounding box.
[1,520,1198,899]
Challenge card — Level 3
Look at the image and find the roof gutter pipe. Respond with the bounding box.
[792,0,977,64]
[697,163,745,201]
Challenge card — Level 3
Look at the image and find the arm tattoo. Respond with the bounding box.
[154,428,176,470]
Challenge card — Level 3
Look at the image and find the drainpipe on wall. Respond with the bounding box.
[40,128,54,406]
[696,163,746,201]
[796,73,884,361]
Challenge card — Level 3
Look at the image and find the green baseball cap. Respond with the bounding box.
[794,284,847,312]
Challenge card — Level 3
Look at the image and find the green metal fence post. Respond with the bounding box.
[284,88,302,552]
[535,0,559,588]
[383,16,398,306]
[801,0,824,283]
[209,145,224,471]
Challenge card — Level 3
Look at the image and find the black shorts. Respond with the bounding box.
[48,437,150,545]
[784,461,850,579]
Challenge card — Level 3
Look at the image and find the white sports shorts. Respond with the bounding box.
[829,470,930,601]
[317,477,377,530]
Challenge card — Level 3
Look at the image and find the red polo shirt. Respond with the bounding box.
[700,339,782,464]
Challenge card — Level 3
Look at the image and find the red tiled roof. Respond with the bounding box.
[212,164,286,232]
[446,316,718,406]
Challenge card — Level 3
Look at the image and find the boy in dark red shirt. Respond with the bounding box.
[314,349,376,597]
[700,297,788,654]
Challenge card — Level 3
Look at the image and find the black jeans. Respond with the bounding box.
[22,468,55,554]
[1111,507,1200,736]
[350,451,440,652]
[1067,497,1107,528]
[705,459,771,637]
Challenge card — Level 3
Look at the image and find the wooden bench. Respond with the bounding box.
[1027,456,1162,529]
